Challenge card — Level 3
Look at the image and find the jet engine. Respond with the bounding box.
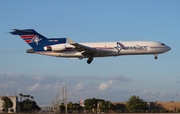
[44,45,66,51]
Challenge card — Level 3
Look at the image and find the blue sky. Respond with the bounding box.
[0,0,180,106]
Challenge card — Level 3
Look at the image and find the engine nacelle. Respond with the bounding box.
[44,46,52,51]
[44,44,66,51]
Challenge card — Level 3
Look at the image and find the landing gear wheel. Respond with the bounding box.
[154,56,158,59]
[87,57,93,64]
[153,54,158,60]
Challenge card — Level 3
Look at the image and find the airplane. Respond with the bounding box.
[10,29,171,64]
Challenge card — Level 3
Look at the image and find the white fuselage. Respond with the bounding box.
[35,41,171,58]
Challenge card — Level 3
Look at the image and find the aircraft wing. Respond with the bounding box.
[67,38,112,56]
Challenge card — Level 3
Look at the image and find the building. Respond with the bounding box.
[150,101,180,112]
[0,96,18,113]
[112,101,180,112]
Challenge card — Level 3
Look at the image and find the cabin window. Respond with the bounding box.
[161,43,165,46]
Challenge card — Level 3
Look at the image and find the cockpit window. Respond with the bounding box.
[161,43,165,46]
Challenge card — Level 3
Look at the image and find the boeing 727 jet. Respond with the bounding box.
[10,29,171,64]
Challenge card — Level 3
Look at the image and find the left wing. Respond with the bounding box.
[67,38,112,56]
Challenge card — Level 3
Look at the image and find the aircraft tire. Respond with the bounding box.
[154,56,158,59]
[87,57,93,64]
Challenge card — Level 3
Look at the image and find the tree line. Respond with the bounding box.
[57,95,149,113]
[83,96,148,113]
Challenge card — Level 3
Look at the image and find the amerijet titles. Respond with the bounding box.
[115,42,148,52]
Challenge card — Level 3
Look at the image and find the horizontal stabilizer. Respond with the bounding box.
[10,29,46,38]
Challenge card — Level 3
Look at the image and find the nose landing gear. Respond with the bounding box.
[154,54,158,59]
[154,56,158,59]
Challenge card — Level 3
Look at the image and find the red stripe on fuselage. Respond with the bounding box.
[25,40,31,43]
[94,47,114,49]
[21,35,36,38]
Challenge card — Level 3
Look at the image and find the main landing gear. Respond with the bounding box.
[154,54,158,60]
[87,57,93,64]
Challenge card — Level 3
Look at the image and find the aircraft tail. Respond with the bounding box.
[10,29,66,51]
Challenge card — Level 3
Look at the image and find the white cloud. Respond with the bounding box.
[160,92,166,97]
[142,90,148,93]
[99,80,113,90]
[44,84,52,90]
[9,81,16,84]
[74,83,84,91]
[28,83,41,91]
[142,89,157,94]
[18,88,22,92]
[52,81,63,90]
[109,75,130,82]
[35,75,45,81]
[142,89,166,97]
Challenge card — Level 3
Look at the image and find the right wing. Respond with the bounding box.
[67,38,112,56]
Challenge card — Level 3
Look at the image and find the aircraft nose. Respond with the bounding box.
[167,46,171,51]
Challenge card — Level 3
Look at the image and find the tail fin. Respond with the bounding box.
[10,29,66,51]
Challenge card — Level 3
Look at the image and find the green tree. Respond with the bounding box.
[25,95,31,99]
[126,95,148,111]
[1,96,13,113]
[60,103,65,113]
[73,103,80,112]
[67,102,73,111]
[18,99,41,112]
[84,98,111,113]
[30,96,34,100]
[98,100,111,112]
[19,93,23,102]
[23,94,30,100]
[10,109,14,112]
[84,98,98,111]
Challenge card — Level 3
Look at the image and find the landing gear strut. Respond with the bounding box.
[154,54,158,60]
[87,57,93,64]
